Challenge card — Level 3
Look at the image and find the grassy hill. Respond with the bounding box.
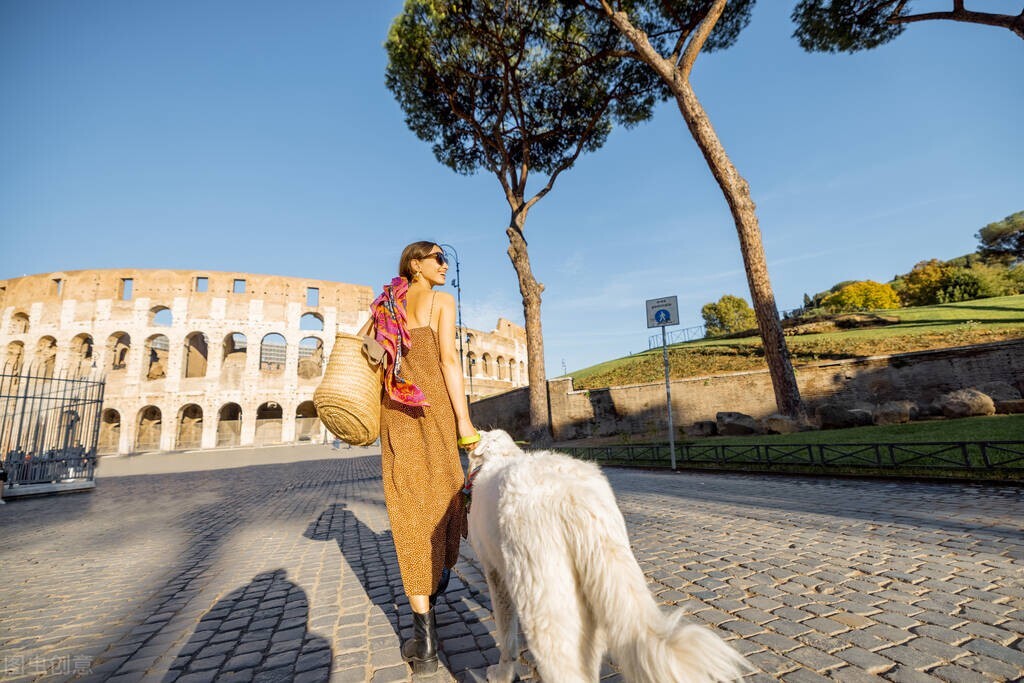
[570,294,1024,390]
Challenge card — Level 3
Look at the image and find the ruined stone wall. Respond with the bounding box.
[469,340,1024,441]
[0,269,527,454]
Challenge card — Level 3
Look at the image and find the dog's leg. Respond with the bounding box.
[485,569,518,683]
[581,605,605,681]
[509,560,592,683]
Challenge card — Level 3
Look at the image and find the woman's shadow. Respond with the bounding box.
[304,503,407,640]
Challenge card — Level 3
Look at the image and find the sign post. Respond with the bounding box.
[645,296,679,470]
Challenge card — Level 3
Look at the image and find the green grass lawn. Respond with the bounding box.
[570,295,1024,389]
[692,414,1024,445]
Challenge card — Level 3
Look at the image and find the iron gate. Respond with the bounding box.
[1,367,105,498]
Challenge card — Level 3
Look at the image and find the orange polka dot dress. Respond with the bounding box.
[379,326,466,597]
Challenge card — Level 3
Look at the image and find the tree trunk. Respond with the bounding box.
[671,81,806,419]
[505,209,550,439]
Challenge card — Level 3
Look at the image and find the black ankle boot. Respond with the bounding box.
[401,608,438,674]
[429,567,451,608]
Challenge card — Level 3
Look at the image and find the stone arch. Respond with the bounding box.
[465,351,476,377]
[107,332,131,372]
[98,408,120,454]
[183,332,208,378]
[9,311,29,334]
[136,405,162,452]
[150,306,173,327]
[482,353,493,378]
[496,355,505,380]
[4,341,24,375]
[295,400,319,441]
[176,404,203,449]
[217,402,242,447]
[69,333,94,375]
[260,333,286,374]
[221,333,247,384]
[300,313,324,332]
[143,334,169,380]
[297,336,324,379]
[519,361,525,384]
[255,401,283,445]
[34,336,57,377]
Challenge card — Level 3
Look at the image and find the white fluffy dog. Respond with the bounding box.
[466,429,749,683]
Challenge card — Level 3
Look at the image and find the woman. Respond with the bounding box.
[361,240,479,674]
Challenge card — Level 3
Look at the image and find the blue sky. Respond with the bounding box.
[1,1,1020,375]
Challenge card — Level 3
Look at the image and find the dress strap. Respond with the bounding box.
[428,292,437,327]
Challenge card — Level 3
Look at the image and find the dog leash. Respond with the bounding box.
[461,464,482,513]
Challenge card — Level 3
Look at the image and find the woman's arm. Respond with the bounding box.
[435,292,476,439]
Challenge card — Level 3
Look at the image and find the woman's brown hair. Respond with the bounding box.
[398,241,440,281]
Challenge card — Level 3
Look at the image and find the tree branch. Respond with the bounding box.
[679,0,728,79]
[891,7,1024,40]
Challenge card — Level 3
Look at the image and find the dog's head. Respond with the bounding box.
[467,429,519,470]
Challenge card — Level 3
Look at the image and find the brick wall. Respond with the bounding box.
[469,339,1024,441]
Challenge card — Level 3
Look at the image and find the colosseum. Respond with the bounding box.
[0,269,527,455]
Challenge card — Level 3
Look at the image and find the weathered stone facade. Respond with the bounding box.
[470,339,1024,441]
[0,269,527,454]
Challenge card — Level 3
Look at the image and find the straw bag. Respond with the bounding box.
[314,332,384,446]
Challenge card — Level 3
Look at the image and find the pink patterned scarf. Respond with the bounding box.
[372,277,429,407]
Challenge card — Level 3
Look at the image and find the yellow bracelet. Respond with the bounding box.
[457,433,481,447]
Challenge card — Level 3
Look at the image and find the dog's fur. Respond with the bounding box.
[467,430,749,683]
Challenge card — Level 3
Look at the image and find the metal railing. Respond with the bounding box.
[562,441,1024,472]
[1,365,105,493]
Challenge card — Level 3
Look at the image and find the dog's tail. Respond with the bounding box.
[568,484,749,682]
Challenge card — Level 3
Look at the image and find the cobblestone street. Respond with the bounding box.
[1,445,1021,683]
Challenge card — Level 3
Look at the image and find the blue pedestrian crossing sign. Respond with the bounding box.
[645,296,679,328]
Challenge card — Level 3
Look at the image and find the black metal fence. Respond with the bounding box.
[1,364,105,495]
[563,441,1024,473]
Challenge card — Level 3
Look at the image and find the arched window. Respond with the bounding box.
[136,405,162,451]
[295,401,318,441]
[107,332,131,371]
[482,353,493,377]
[260,334,286,374]
[150,306,173,327]
[217,403,242,447]
[183,332,208,378]
[465,351,476,377]
[35,336,57,377]
[9,312,29,334]
[70,333,94,375]
[99,408,120,454]
[176,404,203,449]
[143,335,169,380]
[297,336,324,379]
[255,401,283,445]
[496,356,505,380]
[4,341,24,374]
[300,313,324,332]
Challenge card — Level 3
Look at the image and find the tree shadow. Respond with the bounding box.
[166,568,332,683]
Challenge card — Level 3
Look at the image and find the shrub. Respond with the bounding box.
[895,259,945,306]
[822,281,901,313]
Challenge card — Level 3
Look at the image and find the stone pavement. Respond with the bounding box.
[0,445,1022,683]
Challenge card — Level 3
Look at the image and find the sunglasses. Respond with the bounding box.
[422,252,448,266]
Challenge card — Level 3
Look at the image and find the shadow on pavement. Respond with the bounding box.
[164,569,332,683]
[305,502,499,680]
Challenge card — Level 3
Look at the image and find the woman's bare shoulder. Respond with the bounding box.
[433,291,456,308]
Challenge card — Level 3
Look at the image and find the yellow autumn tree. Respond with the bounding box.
[822,281,901,313]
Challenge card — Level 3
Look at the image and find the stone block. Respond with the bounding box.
[762,414,801,434]
[816,404,873,429]
[934,389,995,418]
[872,401,916,425]
[972,380,1021,402]
[716,411,762,436]
[994,399,1024,414]
[684,420,717,437]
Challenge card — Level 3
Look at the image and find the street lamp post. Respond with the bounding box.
[439,243,465,372]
